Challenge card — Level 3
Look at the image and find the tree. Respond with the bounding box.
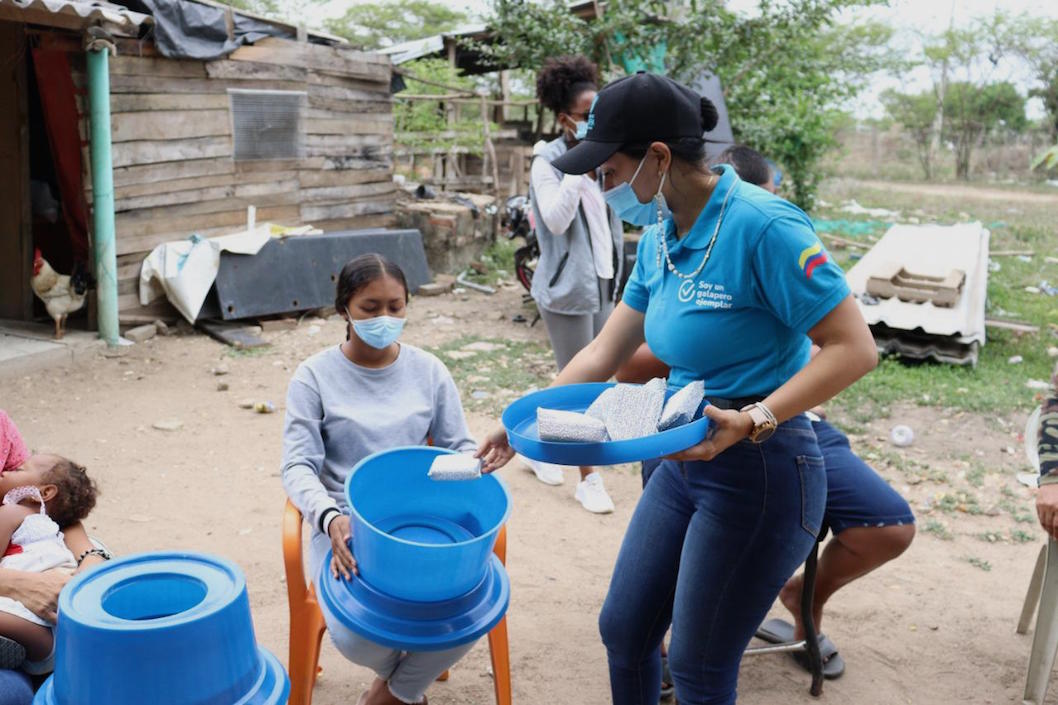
[474,0,898,211]
[326,0,469,50]
[999,14,1058,142]
[942,81,1026,179]
[881,89,939,180]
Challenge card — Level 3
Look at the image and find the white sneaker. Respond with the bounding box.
[520,455,565,486]
[575,472,615,514]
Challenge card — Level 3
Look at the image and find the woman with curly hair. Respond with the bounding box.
[527,55,624,514]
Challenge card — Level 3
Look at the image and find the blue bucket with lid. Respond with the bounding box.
[345,446,510,603]
[34,552,289,705]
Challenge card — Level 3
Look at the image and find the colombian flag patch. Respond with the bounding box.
[798,243,828,279]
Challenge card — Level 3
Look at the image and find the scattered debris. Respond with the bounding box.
[1048,347,1058,358]
[254,401,276,414]
[238,399,255,409]
[216,382,229,392]
[1026,286,1042,295]
[890,425,914,447]
[418,281,454,297]
[1027,380,1052,391]
[456,270,496,295]
[153,319,171,336]
[839,199,901,219]
[198,320,269,349]
[1040,281,1058,296]
[152,419,183,431]
[469,261,488,275]
[988,260,1001,273]
[984,318,1039,334]
[211,365,229,376]
[1018,255,1034,263]
[125,324,157,343]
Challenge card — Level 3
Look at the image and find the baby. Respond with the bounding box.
[0,453,98,673]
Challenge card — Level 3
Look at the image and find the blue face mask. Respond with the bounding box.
[574,120,589,140]
[350,314,405,349]
[603,155,671,227]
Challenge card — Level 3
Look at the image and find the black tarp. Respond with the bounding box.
[135,0,295,60]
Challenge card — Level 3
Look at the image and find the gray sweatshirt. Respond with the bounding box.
[281,344,477,534]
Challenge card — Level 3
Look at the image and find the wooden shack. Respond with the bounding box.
[0,0,396,327]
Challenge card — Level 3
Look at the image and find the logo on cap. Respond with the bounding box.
[585,94,599,136]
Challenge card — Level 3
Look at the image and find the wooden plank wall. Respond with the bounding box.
[77,37,396,321]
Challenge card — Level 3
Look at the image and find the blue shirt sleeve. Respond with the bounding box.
[620,230,655,313]
[751,216,850,334]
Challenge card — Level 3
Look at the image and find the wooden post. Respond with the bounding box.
[497,70,510,124]
[481,95,500,198]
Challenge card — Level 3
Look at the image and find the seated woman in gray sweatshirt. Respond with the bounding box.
[281,254,479,705]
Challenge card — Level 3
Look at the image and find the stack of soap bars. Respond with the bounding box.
[538,379,706,443]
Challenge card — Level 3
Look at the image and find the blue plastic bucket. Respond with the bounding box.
[345,446,510,603]
[34,552,289,705]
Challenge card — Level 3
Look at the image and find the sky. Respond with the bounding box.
[309,0,1058,119]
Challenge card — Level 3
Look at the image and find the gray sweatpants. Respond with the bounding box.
[538,277,615,371]
[310,531,476,703]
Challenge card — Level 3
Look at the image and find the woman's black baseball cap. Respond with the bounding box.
[551,71,719,175]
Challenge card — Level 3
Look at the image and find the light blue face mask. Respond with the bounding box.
[574,120,589,140]
[602,155,671,227]
[350,314,405,349]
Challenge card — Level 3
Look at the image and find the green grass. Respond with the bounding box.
[966,556,993,572]
[1011,529,1036,544]
[425,334,554,415]
[818,180,1058,418]
[923,519,954,541]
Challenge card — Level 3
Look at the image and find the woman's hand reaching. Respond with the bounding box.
[328,514,357,580]
[476,426,515,474]
[667,406,753,463]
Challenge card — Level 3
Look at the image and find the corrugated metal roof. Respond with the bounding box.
[379,24,489,65]
[845,222,990,365]
[0,0,152,32]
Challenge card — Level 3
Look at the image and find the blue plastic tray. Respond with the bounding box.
[317,553,509,652]
[502,383,710,466]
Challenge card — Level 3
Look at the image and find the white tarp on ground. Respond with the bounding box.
[845,222,990,344]
[138,226,272,323]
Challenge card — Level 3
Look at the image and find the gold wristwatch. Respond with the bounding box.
[740,402,777,443]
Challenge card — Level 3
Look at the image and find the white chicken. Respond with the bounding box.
[31,249,89,339]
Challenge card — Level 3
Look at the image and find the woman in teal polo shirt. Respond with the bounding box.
[477,73,877,705]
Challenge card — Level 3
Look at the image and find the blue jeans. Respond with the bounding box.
[600,415,825,705]
[0,669,33,705]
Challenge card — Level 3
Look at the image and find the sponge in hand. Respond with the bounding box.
[428,454,483,481]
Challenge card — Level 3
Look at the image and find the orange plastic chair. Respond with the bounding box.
[283,499,512,705]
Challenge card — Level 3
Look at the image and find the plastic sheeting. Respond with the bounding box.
[139,0,292,60]
[139,225,272,323]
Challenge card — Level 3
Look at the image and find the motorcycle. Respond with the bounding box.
[501,195,539,296]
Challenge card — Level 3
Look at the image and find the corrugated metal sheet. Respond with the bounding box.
[0,0,152,31]
[379,24,489,65]
[845,222,990,365]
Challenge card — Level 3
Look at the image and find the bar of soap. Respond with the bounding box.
[593,378,667,441]
[586,387,617,422]
[537,408,609,442]
[428,454,482,481]
[658,380,706,431]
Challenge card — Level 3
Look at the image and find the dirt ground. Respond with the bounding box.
[2,283,1051,705]
[852,179,1058,205]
